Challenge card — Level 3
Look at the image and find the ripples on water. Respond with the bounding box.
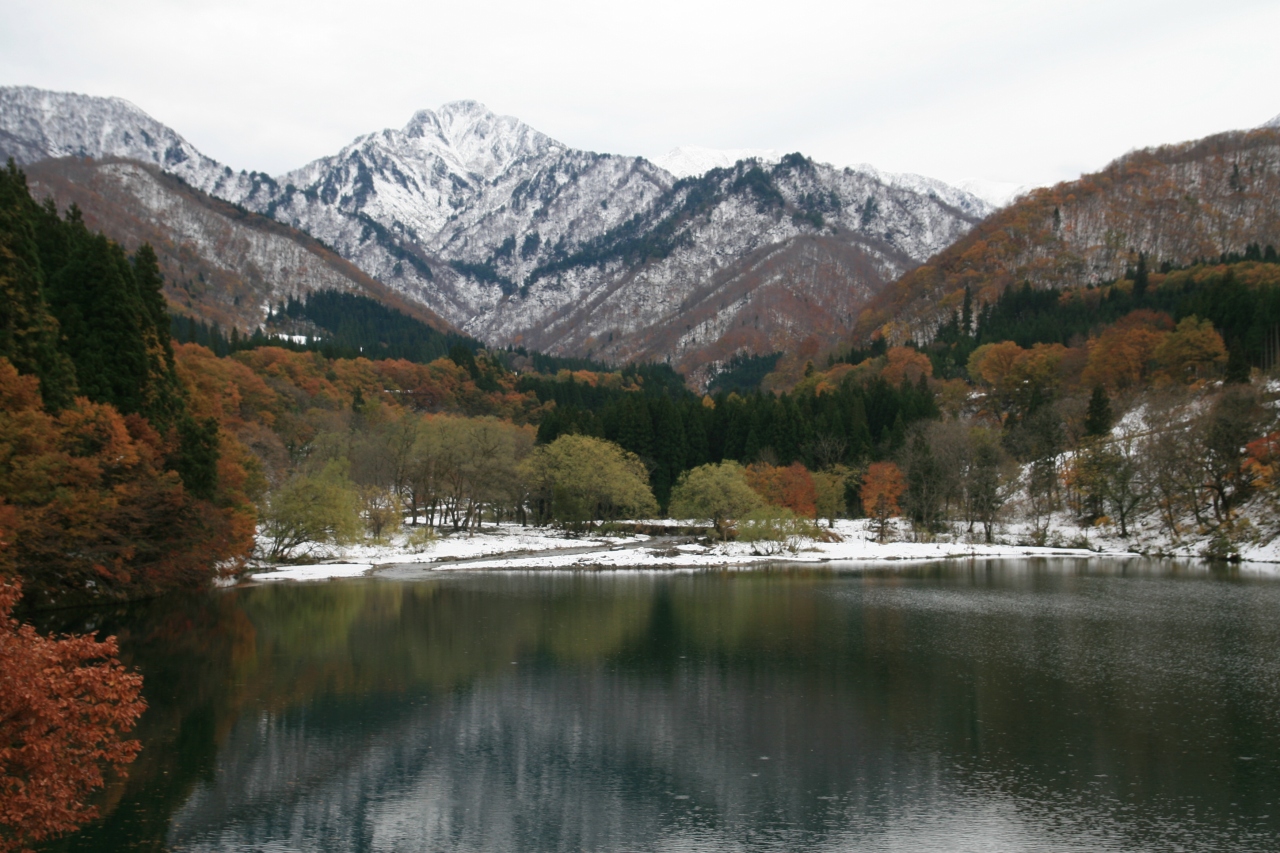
[38,559,1280,852]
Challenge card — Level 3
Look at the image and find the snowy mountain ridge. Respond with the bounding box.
[0,85,995,375]
[651,146,784,179]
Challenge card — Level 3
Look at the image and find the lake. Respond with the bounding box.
[37,559,1280,852]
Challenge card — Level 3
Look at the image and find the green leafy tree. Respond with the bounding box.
[668,461,765,540]
[522,435,657,529]
[261,461,363,560]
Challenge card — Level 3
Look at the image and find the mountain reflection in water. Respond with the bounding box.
[37,561,1280,852]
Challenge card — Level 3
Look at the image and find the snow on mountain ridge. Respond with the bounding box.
[652,146,783,179]
[0,85,262,203]
[849,163,996,217]
[1,85,993,373]
[956,178,1031,208]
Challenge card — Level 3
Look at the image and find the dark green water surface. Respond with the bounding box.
[36,560,1280,851]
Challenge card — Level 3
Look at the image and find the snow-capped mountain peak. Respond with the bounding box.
[955,178,1031,208]
[1259,113,1280,130]
[1,84,994,381]
[652,146,783,179]
[400,100,558,180]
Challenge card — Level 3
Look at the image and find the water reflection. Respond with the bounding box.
[39,562,1280,852]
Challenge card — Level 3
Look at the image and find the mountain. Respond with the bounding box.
[248,105,989,380]
[652,146,783,179]
[252,100,676,329]
[22,156,452,333]
[854,127,1280,345]
[482,154,988,383]
[1,86,992,376]
[0,85,259,200]
[957,178,1030,208]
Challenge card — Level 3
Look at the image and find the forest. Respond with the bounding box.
[4,153,1280,605]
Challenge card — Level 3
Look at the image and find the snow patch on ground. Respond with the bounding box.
[247,520,1133,583]
[257,563,374,582]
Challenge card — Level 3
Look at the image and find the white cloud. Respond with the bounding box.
[2,0,1277,188]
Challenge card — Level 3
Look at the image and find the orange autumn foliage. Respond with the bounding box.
[1244,432,1280,491]
[744,462,818,518]
[1081,310,1174,391]
[0,359,254,608]
[881,347,933,385]
[0,581,146,853]
[861,461,906,543]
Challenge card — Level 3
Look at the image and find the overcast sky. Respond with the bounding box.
[3,0,1277,190]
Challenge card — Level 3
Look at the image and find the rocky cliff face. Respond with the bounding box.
[2,86,991,372]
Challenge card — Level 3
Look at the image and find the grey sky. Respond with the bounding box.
[3,0,1277,189]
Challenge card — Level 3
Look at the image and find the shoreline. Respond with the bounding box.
[241,520,1279,584]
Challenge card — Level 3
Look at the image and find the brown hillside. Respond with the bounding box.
[855,128,1280,345]
[523,232,912,389]
[24,157,457,333]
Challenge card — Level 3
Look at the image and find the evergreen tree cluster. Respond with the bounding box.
[706,352,782,395]
[514,347,612,375]
[0,161,217,497]
[926,256,1280,379]
[172,290,484,365]
[534,373,937,508]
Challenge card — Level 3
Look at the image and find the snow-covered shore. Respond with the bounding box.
[248,520,1163,583]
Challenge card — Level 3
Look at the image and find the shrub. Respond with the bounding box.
[735,506,820,555]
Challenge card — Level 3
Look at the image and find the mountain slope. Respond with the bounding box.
[1,86,992,372]
[23,157,453,332]
[256,101,676,326]
[0,85,264,201]
[856,127,1280,345]
[480,155,987,382]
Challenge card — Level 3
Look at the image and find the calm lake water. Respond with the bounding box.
[36,559,1280,852]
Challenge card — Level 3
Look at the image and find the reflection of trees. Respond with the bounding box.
[43,568,1280,851]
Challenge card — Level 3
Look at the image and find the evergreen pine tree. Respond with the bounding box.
[1225,338,1251,384]
[172,416,220,501]
[847,395,871,461]
[0,162,77,410]
[131,244,174,363]
[43,222,152,415]
[650,396,688,508]
[1083,385,1113,437]
[1133,253,1149,300]
[614,394,654,460]
[683,400,711,468]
